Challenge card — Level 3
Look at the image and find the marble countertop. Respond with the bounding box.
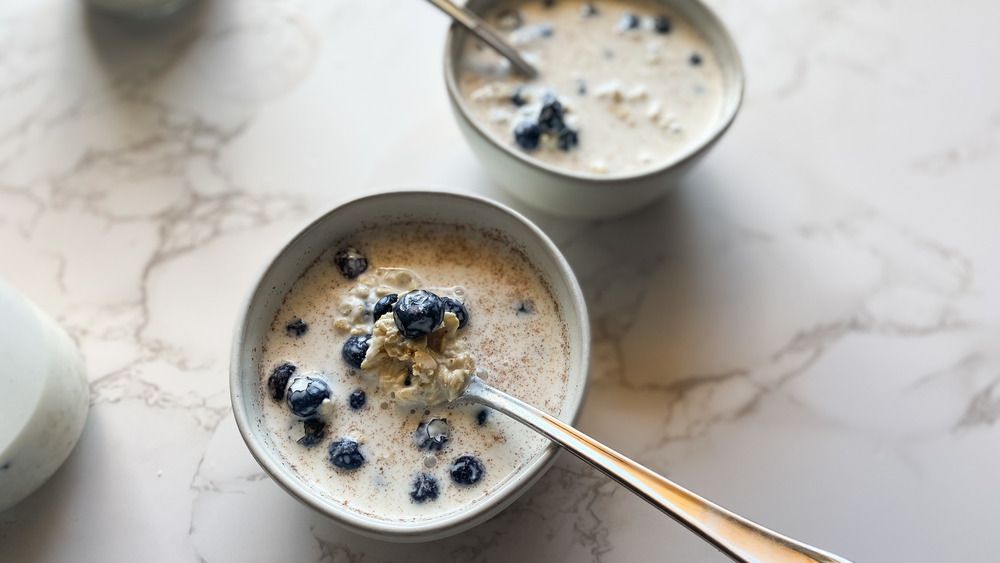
[1,0,998,561]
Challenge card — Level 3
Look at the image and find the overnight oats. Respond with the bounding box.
[456,0,726,175]
[258,223,571,521]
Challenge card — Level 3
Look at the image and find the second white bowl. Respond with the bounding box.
[444,0,744,218]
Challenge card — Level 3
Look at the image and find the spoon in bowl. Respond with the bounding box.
[454,375,854,563]
[423,0,539,79]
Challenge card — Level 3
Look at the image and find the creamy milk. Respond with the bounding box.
[457,0,725,175]
[259,223,570,521]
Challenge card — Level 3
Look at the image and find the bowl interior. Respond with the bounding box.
[444,0,745,182]
[230,190,590,541]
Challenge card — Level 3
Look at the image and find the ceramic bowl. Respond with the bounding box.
[444,0,744,219]
[230,189,590,541]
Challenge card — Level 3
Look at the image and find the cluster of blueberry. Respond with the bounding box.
[266,361,338,447]
[341,288,470,369]
[408,416,487,502]
[331,245,469,367]
[513,93,579,153]
[408,454,487,502]
[265,356,487,499]
[268,364,333,450]
[267,245,487,503]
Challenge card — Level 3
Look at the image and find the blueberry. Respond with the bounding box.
[266,362,296,402]
[373,294,398,321]
[538,94,565,132]
[328,437,365,471]
[653,15,671,34]
[349,389,366,410]
[298,418,327,447]
[557,128,579,152]
[342,334,372,369]
[513,121,541,151]
[617,12,639,31]
[577,79,587,95]
[580,3,598,17]
[515,300,535,315]
[535,24,554,38]
[510,85,528,107]
[689,52,702,66]
[286,376,331,419]
[285,317,308,337]
[333,247,367,279]
[414,418,450,451]
[449,455,485,486]
[393,290,444,339]
[409,473,439,502]
[496,9,523,30]
[441,297,469,329]
[476,408,489,426]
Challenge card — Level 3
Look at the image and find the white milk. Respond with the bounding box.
[259,223,571,521]
[458,0,726,175]
[0,277,89,512]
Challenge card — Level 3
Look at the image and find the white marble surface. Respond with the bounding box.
[1,0,998,560]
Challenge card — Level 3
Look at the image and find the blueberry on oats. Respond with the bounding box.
[342,333,372,369]
[373,294,398,321]
[441,296,469,329]
[514,121,542,151]
[393,290,444,339]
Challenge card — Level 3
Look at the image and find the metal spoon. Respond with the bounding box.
[455,375,854,563]
[423,0,538,79]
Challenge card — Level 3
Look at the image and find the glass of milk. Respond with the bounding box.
[0,277,89,512]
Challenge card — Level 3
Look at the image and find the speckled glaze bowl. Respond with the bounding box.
[444,0,744,219]
[230,189,590,542]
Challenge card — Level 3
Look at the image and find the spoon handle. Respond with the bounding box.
[423,0,538,79]
[463,377,853,563]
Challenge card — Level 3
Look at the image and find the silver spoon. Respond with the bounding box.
[455,375,854,563]
[423,0,539,79]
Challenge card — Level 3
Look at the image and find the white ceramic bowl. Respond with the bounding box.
[444,0,744,219]
[230,189,590,541]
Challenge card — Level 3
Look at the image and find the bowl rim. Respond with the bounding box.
[229,188,591,541]
[443,0,745,184]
